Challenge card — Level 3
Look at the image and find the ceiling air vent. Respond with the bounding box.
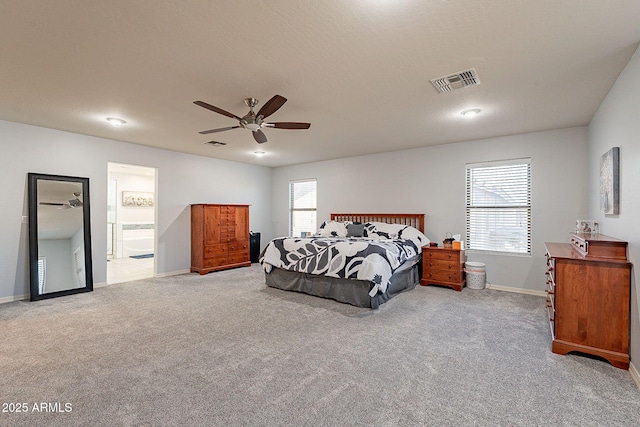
[203,141,227,147]
[431,68,480,93]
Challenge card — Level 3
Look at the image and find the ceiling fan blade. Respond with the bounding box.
[194,101,241,120]
[266,122,311,129]
[253,129,268,144]
[256,95,287,119]
[198,125,240,135]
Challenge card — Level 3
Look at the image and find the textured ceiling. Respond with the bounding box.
[1,0,639,167]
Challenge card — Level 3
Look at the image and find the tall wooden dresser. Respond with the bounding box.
[191,204,251,275]
[544,233,631,369]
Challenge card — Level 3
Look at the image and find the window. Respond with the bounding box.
[289,179,317,237]
[465,159,531,255]
[74,248,86,288]
[37,256,46,293]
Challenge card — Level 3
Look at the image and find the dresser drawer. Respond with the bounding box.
[228,242,248,252]
[228,252,249,264]
[204,244,227,258]
[423,269,460,283]
[546,297,555,339]
[546,272,555,294]
[570,234,588,256]
[204,256,228,268]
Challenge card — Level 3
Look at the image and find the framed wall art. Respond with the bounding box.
[122,191,154,207]
[600,147,619,215]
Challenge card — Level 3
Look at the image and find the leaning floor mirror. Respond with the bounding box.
[28,173,93,301]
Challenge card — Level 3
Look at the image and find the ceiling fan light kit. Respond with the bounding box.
[106,117,126,127]
[194,94,311,144]
[461,108,482,117]
[40,191,84,210]
[202,141,227,147]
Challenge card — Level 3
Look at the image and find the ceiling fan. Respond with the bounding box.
[194,95,311,144]
[40,192,83,209]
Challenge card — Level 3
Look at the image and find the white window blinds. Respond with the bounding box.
[38,256,46,293]
[289,179,317,237]
[465,159,531,255]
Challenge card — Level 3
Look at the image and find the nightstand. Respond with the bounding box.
[420,246,465,291]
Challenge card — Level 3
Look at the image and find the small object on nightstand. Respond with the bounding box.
[443,232,454,248]
[429,242,438,247]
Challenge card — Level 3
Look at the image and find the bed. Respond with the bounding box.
[260,213,429,308]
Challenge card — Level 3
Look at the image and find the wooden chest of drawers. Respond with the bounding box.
[420,247,465,291]
[191,204,251,275]
[545,235,631,369]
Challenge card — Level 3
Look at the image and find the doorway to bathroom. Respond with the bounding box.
[107,162,156,284]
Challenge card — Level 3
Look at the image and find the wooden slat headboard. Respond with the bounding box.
[330,213,425,233]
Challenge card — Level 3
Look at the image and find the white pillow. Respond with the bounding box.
[397,226,430,247]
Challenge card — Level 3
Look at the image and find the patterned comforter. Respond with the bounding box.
[261,235,425,297]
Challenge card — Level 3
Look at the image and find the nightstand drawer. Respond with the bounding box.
[423,259,459,272]
[423,250,458,261]
[423,269,460,283]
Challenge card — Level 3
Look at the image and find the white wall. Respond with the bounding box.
[272,126,589,292]
[110,170,155,224]
[38,239,76,292]
[0,120,272,301]
[109,169,155,258]
[588,45,640,367]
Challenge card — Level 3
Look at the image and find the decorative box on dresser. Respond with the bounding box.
[544,233,631,369]
[191,204,251,275]
[420,247,465,291]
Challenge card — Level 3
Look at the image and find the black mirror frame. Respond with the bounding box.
[28,173,94,301]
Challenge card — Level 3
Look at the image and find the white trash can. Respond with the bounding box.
[465,262,486,290]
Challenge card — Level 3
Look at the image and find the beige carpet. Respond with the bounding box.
[1,264,638,426]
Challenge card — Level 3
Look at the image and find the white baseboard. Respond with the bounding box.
[484,283,546,297]
[2,271,190,303]
[155,269,190,278]
[630,362,640,390]
[0,294,28,304]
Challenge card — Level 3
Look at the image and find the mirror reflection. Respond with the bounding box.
[28,173,93,301]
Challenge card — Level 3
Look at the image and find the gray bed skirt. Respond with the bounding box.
[264,259,420,309]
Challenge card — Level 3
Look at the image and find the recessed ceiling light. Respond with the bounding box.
[253,151,266,157]
[461,108,481,117]
[106,117,126,127]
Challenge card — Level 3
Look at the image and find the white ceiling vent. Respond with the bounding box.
[431,68,480,93]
